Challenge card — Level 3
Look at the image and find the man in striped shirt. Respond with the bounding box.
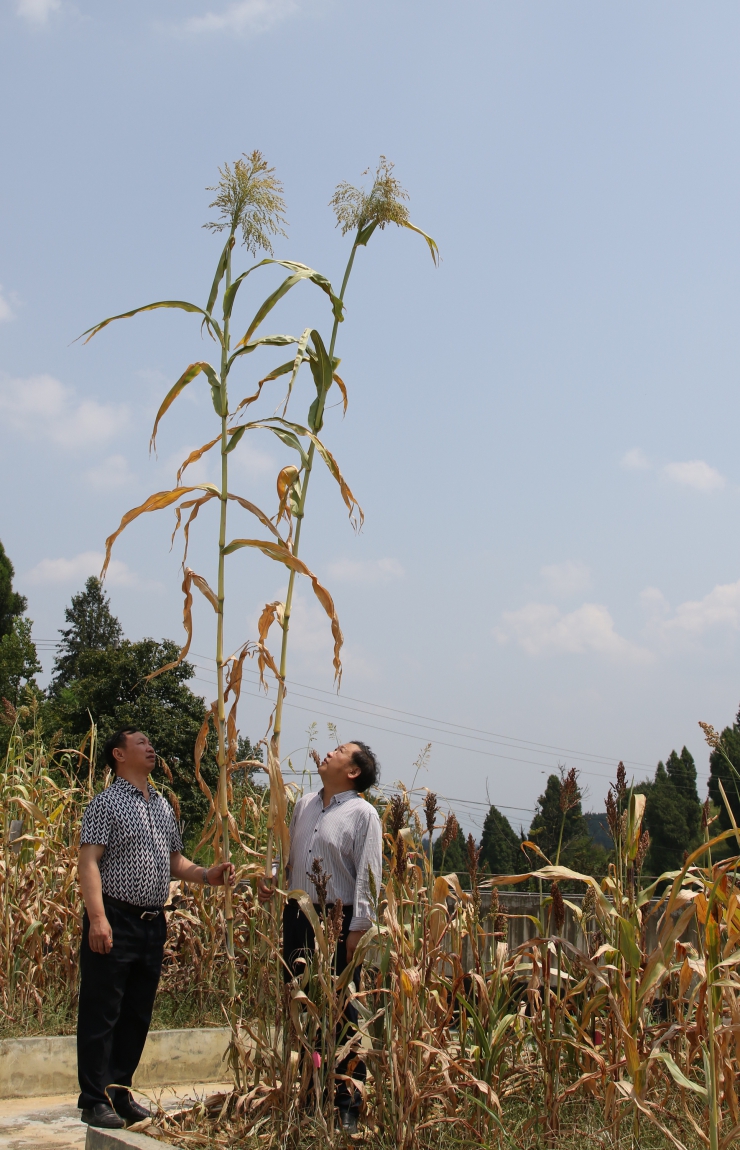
[259,740,382,1132]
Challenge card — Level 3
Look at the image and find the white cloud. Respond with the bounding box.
[657,578,740,637]
[621,447,651,471]
[180,0,300,35]
[84,455,134,489]
[16,0,61,25]
[495,602,651,663]
[0,374,127,450]
[0,286,16,322]
[327,557,405,585]
[27,551,140,587]
[663,459,725,493]
[540,560,591,597]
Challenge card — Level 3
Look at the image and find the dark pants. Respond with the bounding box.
[77,898,166,1110]
[282,899,365,1114]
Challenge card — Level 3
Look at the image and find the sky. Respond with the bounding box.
[2,0,740,835]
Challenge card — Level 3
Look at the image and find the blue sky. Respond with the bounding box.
[2,0,740,834]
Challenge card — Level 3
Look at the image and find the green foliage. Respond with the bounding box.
[50,576,123,690]
[47,636,216,838]
[0,540,27,639]
[432,824,467,874]
[528,773,608,875]
[641,748,702,874]
[479,804,525,876]
[709,710,740,840]
[0,617,42,709]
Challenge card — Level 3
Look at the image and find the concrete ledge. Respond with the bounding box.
[0,1028,230,1098]
[86,1126,165,1150]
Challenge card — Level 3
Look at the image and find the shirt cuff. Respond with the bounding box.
[348,915,372,933]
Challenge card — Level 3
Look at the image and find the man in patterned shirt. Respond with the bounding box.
[258,740,382,1133]
[77,727,234,1130]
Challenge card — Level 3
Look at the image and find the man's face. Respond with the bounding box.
[114,731,156,774]
[318,743,361,791]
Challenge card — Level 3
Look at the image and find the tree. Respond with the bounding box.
[631,748,702,875]
[709,708,740,839]
[50,577,123,691]
[480,805,524,875]
[0,617,42,709]
[433,824,468,875]
[47,636,218,843]
[528,772,608,876]
[0,540,27,639]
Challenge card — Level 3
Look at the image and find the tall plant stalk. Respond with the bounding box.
[79,151,352,1009]
[265,157,438,877]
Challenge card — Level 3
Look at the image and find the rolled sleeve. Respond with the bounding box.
[349,808,382,933]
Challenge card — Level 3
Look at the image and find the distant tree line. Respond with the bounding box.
[0,542,261,849]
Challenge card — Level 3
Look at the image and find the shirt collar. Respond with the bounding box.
[318,787,359,808]
[113,776,157,800]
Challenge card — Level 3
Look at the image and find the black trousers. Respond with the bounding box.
[77,898,166,1110]
[282,899,365,1113]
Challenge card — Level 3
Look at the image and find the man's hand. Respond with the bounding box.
[88,914,113,954]
[257,876,275,904]
[205,862,235,887]
[345,930,364,964]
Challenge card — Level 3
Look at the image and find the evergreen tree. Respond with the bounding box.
[708,707,740,838]
[0,540,27,639]
[528,773,607,875]
[480,804,524,875]
[47,636,216,839]
[50,577,123,691]
[432,824,468,875]
[631,748,702,874]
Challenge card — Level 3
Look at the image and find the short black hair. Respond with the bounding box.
[103,727,142,772]
[348,741,379,792]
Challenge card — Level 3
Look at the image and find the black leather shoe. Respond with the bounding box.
[339,1109,359,1134]
[80,1104,126,1129]
[114,1096,151,1125]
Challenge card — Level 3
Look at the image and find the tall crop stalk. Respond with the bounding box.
[78,152,351,1011]
[263,157,438,879]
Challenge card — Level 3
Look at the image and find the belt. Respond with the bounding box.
[103,894,164,921]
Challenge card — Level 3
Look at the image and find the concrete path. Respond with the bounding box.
[0,1083,232,1150]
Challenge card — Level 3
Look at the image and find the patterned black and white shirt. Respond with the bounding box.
[287,789,382,933]
[80,777,183,908]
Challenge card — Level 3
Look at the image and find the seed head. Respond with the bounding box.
[310,748,322,771]
[582,884,596,925]
[330,156,410,237]
[204,150,288,255]
[699,721,723,751]
[559,767,579,813]
[308,856,330,915]
[440,811,459,853]
[635,829,650,872]
[606,788,619,840]
[388,794,407,838]
[424,791,439,838]
[394,832,407,882]
[466,834,482,887]
[615,762,627,801]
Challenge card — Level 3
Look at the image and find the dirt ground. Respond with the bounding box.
[0,1083,233,1150]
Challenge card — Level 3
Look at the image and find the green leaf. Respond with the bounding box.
[307,329,333,432]
[235,260,344,347]
[206,237,233,317]
[150,362,219,451]
[356,221,379,247]
[651,1052,707,1097]
[617,916,641,968]
[226,333,299,373]
[282,327,311,414]
[224,425,246,454]
[76,300,223,346]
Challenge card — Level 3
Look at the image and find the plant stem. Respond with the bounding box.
[217,235,235,998]
[269,240,359,811]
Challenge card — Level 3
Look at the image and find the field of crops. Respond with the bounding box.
[1,703,737,1150]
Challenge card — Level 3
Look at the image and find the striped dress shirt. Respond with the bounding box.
[287,788,383,933]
